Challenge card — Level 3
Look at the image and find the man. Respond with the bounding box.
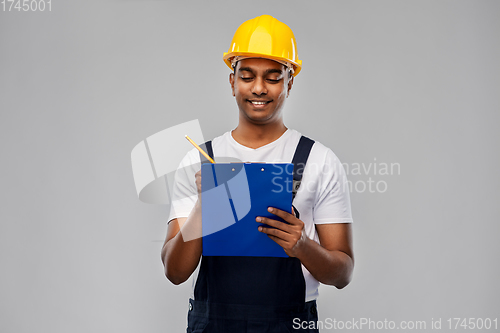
[161,15,354,332]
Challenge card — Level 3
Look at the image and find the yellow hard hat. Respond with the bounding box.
[223,15,302,76]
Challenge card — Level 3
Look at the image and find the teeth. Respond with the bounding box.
[251,101,267,105]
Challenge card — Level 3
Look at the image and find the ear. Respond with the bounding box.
[229,72,235,97]
[286,73,294,98]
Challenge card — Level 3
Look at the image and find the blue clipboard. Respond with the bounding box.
[201,162,293,257]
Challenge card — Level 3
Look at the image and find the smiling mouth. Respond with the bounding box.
[248,100,272,107]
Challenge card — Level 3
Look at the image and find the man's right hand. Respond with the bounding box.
[161,169,203,285]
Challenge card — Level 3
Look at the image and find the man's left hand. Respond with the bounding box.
[256,207,308,258]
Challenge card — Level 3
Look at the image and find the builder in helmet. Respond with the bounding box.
[162,15,354,332]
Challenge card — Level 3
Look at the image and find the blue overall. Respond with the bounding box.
[189,137,317,333]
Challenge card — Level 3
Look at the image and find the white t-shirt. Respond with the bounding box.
[167,128,353,302]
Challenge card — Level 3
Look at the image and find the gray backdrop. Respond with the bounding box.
[1,0,499,332]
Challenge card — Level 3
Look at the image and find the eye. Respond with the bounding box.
[240,77,254,82]
[267,79,281,83]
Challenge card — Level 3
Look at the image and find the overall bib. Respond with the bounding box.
[188,137,317,333]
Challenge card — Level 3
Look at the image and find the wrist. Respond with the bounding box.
[291,231,311,259]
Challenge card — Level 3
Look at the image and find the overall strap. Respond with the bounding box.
[291,135,315,201]
[198,141,214,163]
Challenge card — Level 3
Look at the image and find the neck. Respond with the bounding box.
[232,118,287,149]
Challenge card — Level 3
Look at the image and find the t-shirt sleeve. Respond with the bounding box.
[313,148,353,224]
[167,149,200,224]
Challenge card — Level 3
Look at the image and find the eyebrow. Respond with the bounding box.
[238,67,284,75]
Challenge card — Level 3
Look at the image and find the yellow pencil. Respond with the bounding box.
[185,135,215,164]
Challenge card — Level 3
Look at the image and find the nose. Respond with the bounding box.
[251,77,267,95]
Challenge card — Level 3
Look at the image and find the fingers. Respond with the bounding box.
[266,206,299,225]
[261,225,299,258]
[266,234,291,252]
[258,223,291,241]
[256,216,292,233]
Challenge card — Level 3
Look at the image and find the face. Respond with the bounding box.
[229,58,293,125]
